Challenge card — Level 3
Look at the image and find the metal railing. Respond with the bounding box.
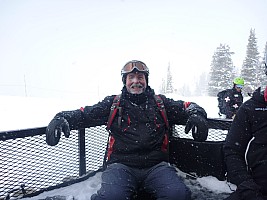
[0,118,232,199]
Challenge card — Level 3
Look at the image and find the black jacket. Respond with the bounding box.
[57,86,206,168]
[224,87,267,192]
[221,88,243,119]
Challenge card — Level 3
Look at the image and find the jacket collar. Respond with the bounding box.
[121,86,155,105]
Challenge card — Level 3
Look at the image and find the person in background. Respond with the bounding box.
[217,77,244,119]
[45,60,209,200]
[224,53,267,200]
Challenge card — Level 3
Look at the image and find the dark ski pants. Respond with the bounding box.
[91,161,191,200]
[224,191,267,200]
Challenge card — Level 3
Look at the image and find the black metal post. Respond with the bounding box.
[78,128,86,176]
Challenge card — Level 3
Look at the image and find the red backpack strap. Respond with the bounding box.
[106,95,121,132]
[154,95,169,129]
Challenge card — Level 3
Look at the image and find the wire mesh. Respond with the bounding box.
[0,119,231,199]
[0,132,80,198]
[85,126,109,172]
[173,125,228,141]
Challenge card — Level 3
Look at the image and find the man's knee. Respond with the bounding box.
[146,162,191,200]
[165,185,191,200]
[91,163,137,200]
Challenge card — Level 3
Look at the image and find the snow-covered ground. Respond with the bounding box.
[0,95,98,132]
[21,169,236,200]
[0,94,224,132]
[0,94,241,199]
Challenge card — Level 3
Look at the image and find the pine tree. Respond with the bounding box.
[158,63,174,94]
[257,42,267,88]
[166,63,174,93]
[240,29,260,94]
[194,72,208,96]
[208,44,235,96]
[179,84,191,96]
[159,78,166,94]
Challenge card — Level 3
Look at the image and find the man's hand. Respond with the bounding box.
[46,117,70,146]
[184,102,208,142]
[185,114,208,142]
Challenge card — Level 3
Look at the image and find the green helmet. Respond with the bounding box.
[233,77,244,86]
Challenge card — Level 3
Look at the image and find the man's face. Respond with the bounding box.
[235,85,243,92]
[125,72,147,94]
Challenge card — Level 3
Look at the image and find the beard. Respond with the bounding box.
[127,83,146,94]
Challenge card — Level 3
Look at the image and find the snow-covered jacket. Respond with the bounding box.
[224,87,267,193]
[56,86,207,169]
[221,88,243,119]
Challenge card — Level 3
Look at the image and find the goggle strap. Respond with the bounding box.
[121,61,149,74]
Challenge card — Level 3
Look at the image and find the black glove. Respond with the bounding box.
[185,114,208,142]
[236,179,264,200]
[46,117,70,146]
[184,102,208,142]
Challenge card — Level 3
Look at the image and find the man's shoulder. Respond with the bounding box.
[217,89,229,96]
[100,95,119,106]
[227,88,234,92]
[103,95,119,100]
[154,94,175,105]
[155,94,167,99]
[225,88,236,96]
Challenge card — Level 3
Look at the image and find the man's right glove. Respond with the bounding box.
[46,117,70,146]
[236,179,264,200]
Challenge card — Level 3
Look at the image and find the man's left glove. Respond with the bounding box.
[185,114,208,142]
[185,103,208,142]
[46,116,70,146]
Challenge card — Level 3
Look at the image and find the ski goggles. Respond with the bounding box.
[236,84,243,89]
[121,60,149,75]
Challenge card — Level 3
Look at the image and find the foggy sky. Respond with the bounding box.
[0,0,267,100]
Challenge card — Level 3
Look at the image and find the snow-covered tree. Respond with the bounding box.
[178,84,191,97]
[208,44,235,96]
[166,63,174,93]
[257,42,267,88]
[194,72,208,96]
[159,78,166,94]
[240,29,260,94]
[159,63,174,94]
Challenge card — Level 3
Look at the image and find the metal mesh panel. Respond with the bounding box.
[0,127,111,199]
[172,125,228,141]
[85,126,109,171]
[0,132,80,198]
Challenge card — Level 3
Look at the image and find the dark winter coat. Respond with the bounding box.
[220,88,243,119]
[224,87,267,194]
[56,86,207,169]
